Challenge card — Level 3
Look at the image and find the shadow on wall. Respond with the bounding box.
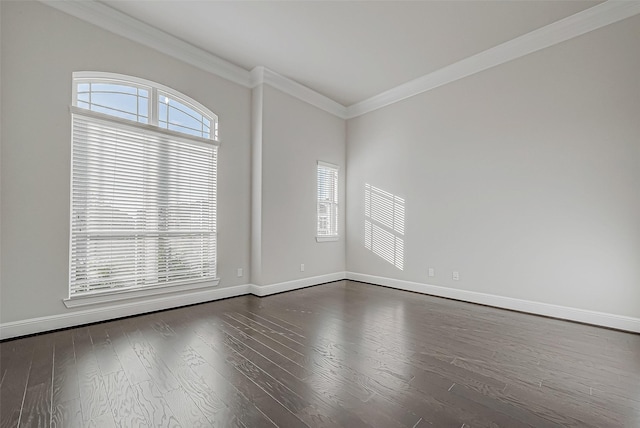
[364,184,405,270]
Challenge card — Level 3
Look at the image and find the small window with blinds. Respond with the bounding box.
[69,72,219,300]
[317,161,339,242]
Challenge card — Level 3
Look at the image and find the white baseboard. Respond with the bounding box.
[346,272,640,333]
[3,271,638,339]
[0,284,250,340]
[0,273,347,340]
[250,272,346,297]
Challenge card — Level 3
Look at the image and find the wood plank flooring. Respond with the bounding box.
[1,280,639,427]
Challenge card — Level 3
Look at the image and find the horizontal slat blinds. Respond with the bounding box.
[317,162,338,237]
[70,111,217,296]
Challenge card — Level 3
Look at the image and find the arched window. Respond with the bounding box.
[69,72,219,300]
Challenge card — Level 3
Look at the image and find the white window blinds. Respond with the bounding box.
[70,109,217,296]
[317,161,339,238]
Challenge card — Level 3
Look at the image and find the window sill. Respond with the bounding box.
[316,236,339,242]
[63,278,220,308]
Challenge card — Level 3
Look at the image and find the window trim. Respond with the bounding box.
[63,277,219,308]
[316,236,339,243]
[68,106,220,147]
[316,160,339,242]
[66,72,220,306]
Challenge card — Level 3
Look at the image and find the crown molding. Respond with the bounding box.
[346,0,640,119]
[41,0,640,120]
[251,66,348,119]
[41,1,347,118]
[42,0,252,88]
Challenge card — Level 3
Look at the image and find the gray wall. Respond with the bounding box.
[253,85,346,285]
[0,1,252,323]
[346,15,640,318]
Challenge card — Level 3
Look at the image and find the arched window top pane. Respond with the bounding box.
[73,72,218,141]
[158,91,217,140]
[76,81,149,124]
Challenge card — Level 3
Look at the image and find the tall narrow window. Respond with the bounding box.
[69,72,219,299]
[317,161,339,242]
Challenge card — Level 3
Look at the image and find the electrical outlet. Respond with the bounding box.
[300,264,305,272]
[452,271,459,281]
[428,268,435,277]
[237,268,243,277]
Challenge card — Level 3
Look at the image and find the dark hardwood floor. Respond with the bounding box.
[1,280,639,427]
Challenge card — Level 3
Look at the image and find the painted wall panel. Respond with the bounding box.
[346,15,640,318]
[256,85,346,285]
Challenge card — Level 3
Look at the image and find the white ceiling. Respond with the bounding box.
[102,1,600,106]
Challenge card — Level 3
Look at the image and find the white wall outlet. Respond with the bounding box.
[237,268,243,277]
[452,271,459,281]
[428,268,435,277]
[300,264,305,272]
